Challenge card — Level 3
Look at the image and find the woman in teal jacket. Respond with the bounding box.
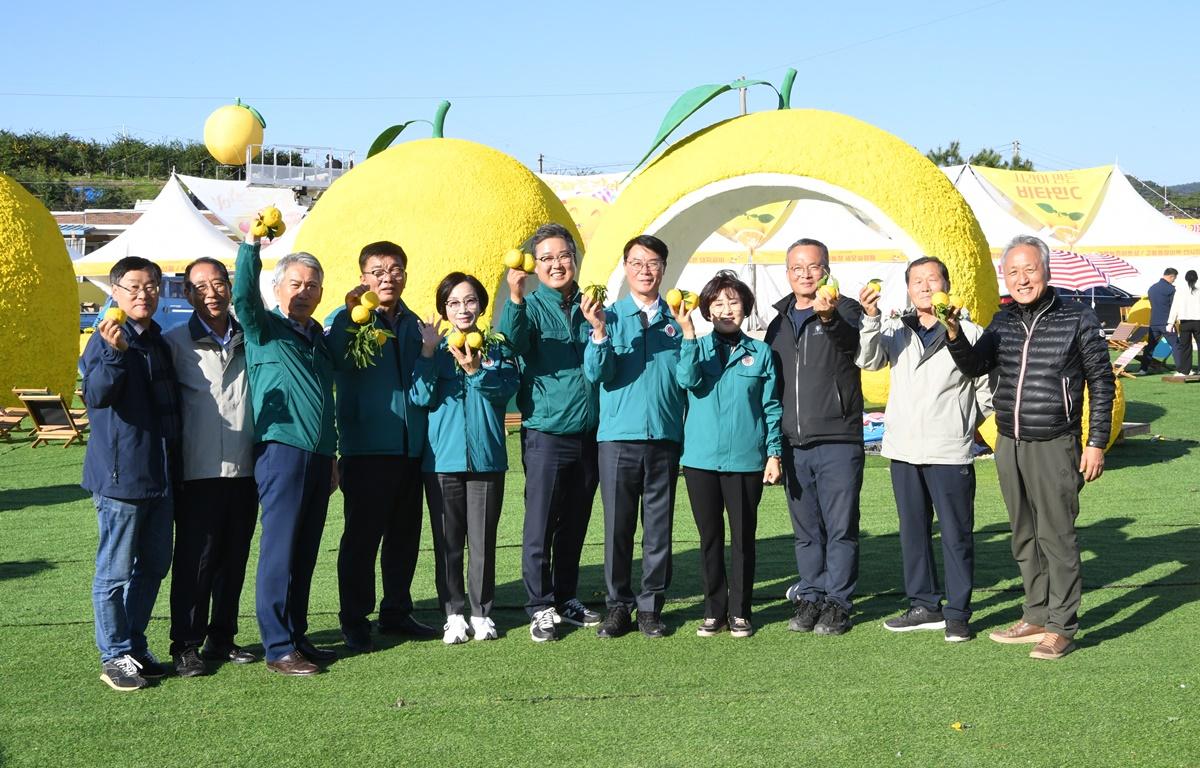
[411,272,518,645]
[674,271,783,638]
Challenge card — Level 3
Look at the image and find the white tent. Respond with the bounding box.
[71,174,239,279]
[178,174,307,243]
[940,165,1061,251]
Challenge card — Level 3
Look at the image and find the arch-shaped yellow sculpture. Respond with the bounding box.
[579,108,998,327]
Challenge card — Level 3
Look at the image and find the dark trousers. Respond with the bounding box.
[994,434,1083,638]
[682,467,762,620]
[1141,325,1178,368]
[783,441,864,610]
[169,477,258,655]
[598,440,680,614]
[424,472,504,617]
[889,461,975,622]
[253,442,332,662]
[520,428,598,616]
[336,454,424,634]
[1176,320,1200,375]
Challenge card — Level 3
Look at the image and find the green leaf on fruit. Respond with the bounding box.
[368,122,418,159]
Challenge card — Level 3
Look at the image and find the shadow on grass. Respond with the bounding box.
[1103,436,1197,470]
[0,484,91,512]
[1121,399,1167,425]
[0,559,55,581]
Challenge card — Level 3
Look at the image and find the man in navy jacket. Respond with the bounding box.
[1139,268,1177,372]
[81,256,181,691]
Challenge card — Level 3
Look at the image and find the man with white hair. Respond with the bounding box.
[232,232,338,676]
[944,235,1114,660]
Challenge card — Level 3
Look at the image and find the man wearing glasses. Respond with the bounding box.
[582,234,685,639]
[82,256,181,690]
[765,238,865,637]
[327,241,438,652]
[497,223,601,643]
[163,258,258,676]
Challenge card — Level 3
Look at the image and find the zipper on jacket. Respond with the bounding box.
[459,365,474,473]
[1061,376,1072,420]
[1012,303,1053,440]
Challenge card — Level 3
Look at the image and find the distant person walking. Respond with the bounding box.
[1168,269,1200,376]
[1139,268,1177,373]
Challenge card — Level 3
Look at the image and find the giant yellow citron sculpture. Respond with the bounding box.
[203,99,265,165]
[0,172,79,407]
[294,138,581,324]
[977,377,1126,453]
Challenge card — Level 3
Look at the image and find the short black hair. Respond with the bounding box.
[698,270,754,321]
[786,238,829,266]
[110,256,162,285]
[435,272,489,319]
[622,234,668,263]
[182,257,230,290]
[359,241,408,271]
[1164,267,1179,277]
[530,223,577,257]
[904,256,951,291]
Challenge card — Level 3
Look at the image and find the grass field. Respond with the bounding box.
[0,373,1197,767]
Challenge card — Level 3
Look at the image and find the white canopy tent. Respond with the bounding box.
[178,174,307,244]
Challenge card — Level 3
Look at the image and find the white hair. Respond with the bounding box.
[273,252,324,285]
[1000,235,1050,280]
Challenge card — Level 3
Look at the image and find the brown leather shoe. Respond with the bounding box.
[266,651,319,676]
[1030,633,1075,660]
[988,620,1046,644]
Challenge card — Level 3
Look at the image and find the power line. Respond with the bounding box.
[0,89,676,103]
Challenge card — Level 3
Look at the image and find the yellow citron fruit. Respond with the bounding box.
[818,284,839,301]
[203,102,264,166]
[931,291,950,308]
[271,220,286,238]
[360,291,381,310]
[503,249,524,269]
[105,307,127,324]
[666,288,684,309]
[948,293,962,309]
[0,172,77,406]
[295,138,580,325]
[977,377,1126,453]
[522,252,536,273]
[350,305,371,324]
[374,329,388,346]
[465,331,484,350]
[867,279,882,292]
[260,206,283,228]
[578,109,996,328]
[250,219,270,238]
[447,330,466,349]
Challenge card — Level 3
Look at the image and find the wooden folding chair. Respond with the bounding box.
[1107,322,1145,350]
[0,408,23,440]
[17,393,88,448]
[1112,342,1146,379]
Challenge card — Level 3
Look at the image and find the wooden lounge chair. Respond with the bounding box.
[1107,322,1145,350]
[17,393,88,448]
[0,408,23,440]
[1112,342,1146,379]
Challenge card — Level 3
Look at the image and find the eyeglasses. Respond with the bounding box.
[536,252,575,266]
[444,298,480,312]
[114,282,160,297]
[188,279,230,296]
[626,259,664,274]
[365,267,406,280]
[787,264,828,278]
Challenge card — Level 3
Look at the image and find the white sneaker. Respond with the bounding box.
[530,608,558,642]
[470,615,497,641]
[442,614,469,645]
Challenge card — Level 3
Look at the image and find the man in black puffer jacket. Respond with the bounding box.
[946,235,1114,661]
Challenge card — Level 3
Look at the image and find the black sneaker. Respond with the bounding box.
[201,642,257,664]
[883,605,947,633]
[342,626,374,654]
[173,647,208,678]
[637,610,666,638]
[100,655,148,691]
[696,617,725,637]
[557,598,601,627]
[945,619,973,642]
[814,602,852,635]
[729,617,754,638]
[530,607,558,643]
[788,599,824,633]
[130,651,169,679]
[596,605,632,639]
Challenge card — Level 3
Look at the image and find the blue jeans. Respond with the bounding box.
[92,493,174,662]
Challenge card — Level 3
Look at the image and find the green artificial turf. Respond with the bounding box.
[0,373,1196,766]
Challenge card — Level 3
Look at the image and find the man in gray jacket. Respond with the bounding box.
[163,257,258,676]
[857,257,992,642]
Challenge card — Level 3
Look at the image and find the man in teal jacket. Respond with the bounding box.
[582,234,685,639]
[496,223,601,643]
[327,240,437,653]
[233,235,337,676]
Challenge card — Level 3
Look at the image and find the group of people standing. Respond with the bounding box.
[1139,267,1200,376]
[79,222,1114,692]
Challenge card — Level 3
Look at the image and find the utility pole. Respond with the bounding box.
[739,75,748,116]
[1012,139,1020,165]
[538,154,544,174]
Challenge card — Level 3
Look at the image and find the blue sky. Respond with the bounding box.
[3,0,1197,183]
